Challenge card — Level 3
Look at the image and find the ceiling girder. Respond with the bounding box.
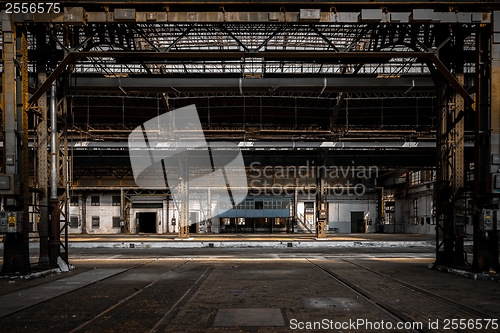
[29,50,471,105]
[70,76,435,94]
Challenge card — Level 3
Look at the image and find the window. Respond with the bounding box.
[255,201,263,209]
[113,216,121,228]
[91,196,100,206]
[112,196,121,206]
[410,171,420,186]
[264,200,272,209]
[413,198,419,224]
[91,216,100,229]
[237,218,245,225]
[304,202,314,224]
[385,201,395,212]
[70,196,79,206]
[70,216,78,228]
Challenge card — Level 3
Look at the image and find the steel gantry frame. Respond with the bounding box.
[0,2,499,269]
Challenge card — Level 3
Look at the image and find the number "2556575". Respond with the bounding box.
[6,3,61,14]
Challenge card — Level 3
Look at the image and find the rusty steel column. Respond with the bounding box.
[472,12,500,271]
[206,189,212,233]
[49,83,60,264]
[1,13,30,274]
[453,72,466,265]
[316,152,327,238]
[177,177,190,238]
[81,193,87,234]
[37,70,50,264]
[19,26,31,270]
[434,26,468,266]
[177,152,190,238]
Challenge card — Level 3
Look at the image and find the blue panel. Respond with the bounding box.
[254,210,264,218]
[265,210,273,218]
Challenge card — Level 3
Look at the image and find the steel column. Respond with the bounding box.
[435,27,467,266]
[120,188,125,233]
[472,12,500,270]
[19,26,30,270]
[177,177,189,238]
[36,70,50,264]
[316,151,328,238]
[49,83,60,264]
[177,152,190,238]
[81,193,87,234]
[207,189,212,233]
[1,13,30,274]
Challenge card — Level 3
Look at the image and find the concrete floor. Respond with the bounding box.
[0,240,499,332]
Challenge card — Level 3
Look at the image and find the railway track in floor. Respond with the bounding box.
[0,259,216,333]
[66,261,213,333]
[0,259,159,318]
[307,258,498,333]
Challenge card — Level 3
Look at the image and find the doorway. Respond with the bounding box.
[137,212,156,233]
[350,211,365,233]
[189,212,198,233]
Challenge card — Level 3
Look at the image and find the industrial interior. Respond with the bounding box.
[0,0,499,276]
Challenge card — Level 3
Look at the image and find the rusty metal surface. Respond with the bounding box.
[214,308,285,326]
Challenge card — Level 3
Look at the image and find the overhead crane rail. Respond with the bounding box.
[9,6,493,24]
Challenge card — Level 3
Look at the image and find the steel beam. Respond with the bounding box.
[22,7,495,24]
[71,76,434,94]
[28,52,75,106]
[428,53,474,106]
[28,49,473,107]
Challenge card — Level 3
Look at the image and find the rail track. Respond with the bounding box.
[307,258,497,333]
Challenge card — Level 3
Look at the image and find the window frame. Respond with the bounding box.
[112,216,121,228]
[112,196,121,206]
[70,216,79,228]
[70,196,79,206]
[91,216,100,229]
[91,196,100,206]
